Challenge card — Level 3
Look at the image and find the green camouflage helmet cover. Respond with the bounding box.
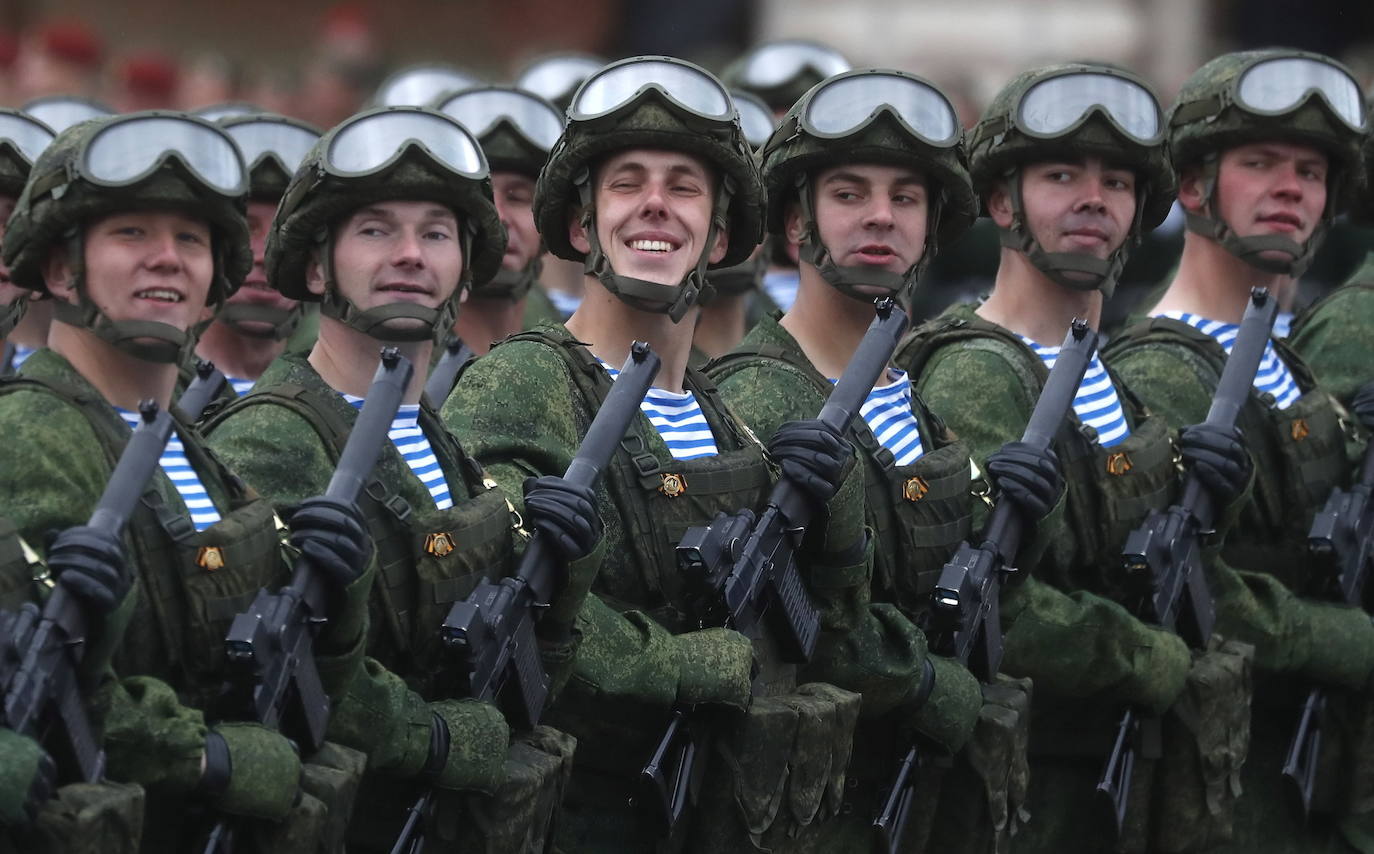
[219,113,323,202]
[0,109,53,338]
[721,39,852,113]
[266,107,505,342]
[1169,49,1366,275]
[760,69,978,302]
[533,56,765,322]
[1357,93,1374,225]
[968,63,1173,297]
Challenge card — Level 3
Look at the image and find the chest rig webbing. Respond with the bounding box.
[900,313,1179,601]
[0,373,286,709]
[1107,317,1353,589]
[204,368,514,691]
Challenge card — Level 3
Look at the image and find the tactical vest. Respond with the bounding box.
[203,359,515,693]
[0,516,44,611]
[707,339,975,619]
[0,374,288,711]
[900,312,1179,601]
[1105,317,1352,589]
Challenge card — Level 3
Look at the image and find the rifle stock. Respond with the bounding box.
[424,335,475,406]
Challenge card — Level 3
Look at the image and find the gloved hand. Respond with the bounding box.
[986,441,1063,523]
[200,722,301,822]
[523,475,602,562]
[288,496,371,611]
[45,525,129,616]
[767,419,853,510]
[1350,381,1374,431]
[0,727,56,827]
[1179,423,1252,508]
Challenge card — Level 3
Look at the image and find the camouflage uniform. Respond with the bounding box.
[1106,50,1374,853]
[1290,254,1374,405]
[205,109,579,854]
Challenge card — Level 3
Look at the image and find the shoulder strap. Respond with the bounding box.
[902,312,1050,395]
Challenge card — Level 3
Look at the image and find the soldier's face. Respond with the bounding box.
[218,199,297,335]
[570,148,728,287]
[992,156,1136,264]
[493,172,539,274]
[49,210,214,333]
[793,163,929,278]
[1198,142,1328,250]
[312,200,464,336]
[0,193,25,313]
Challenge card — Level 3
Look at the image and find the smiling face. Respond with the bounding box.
[308,199,464,337]
[492,171,540,273]
[990,156,1137,269]
[1189,141,1329,254]
[788,163,930,278]
[569,148,728,287]
[45,209,215,335]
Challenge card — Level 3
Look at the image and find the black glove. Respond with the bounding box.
[1350,381,1374,431]
[1179,422,1252,508]
[288,496,371,598]
[986,441,1063,523]
[767,419,852,509]
[45,525,129,616]
[523,476,602,562]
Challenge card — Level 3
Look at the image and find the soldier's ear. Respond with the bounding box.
[1176,165,1207,214]
[42,246,76,302]
[304,248,327,297]
[709,224,729,265]
[784,200,805,247]
[568,207,591,255]
[986,179,1015,228]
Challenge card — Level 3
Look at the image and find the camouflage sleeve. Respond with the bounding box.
[101,675,210,792]
[913,346,1038,466]
[1288,282,1374,405]
[1107,342,1216,429]
[204,402,335,507]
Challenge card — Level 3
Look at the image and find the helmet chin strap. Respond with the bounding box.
[1182,153,1325,278]
[315,227,472,345]
[793,174,938,305]
[476,255,542,302]
[997,166,1136,300]
[215,302,303,341]
[573,172,729,324]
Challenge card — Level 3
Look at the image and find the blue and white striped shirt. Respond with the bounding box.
[603,363,719,460]
[116,409,222,531]
[762,270,799,312]
[1156,311,1301,410]
[341,395,453,509]
[1019,336,1132,447]
[10,344,36,370]
[228,376,255,397]
[833,370,925,464]
[548,290,582,320]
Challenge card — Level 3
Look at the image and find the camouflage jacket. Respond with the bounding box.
[1289,251,1374,405]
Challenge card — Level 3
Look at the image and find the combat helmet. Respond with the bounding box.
[701,90,776,302]
[1168,48,1366,276]
[0,110,55,339]
[3,111,252,362]
[266,106,505,343]
[515,53,604,112]
[760,69,978,303]
[722,40,851,114]
[968,63,1173,298]
[533,56,764,322]
[434,85,563,301]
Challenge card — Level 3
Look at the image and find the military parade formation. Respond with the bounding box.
[0,34,1373,854]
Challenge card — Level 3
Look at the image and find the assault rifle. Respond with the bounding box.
[388,343,662,854]
[1097,287,1277,835]
[1,363,229,787]
[873,319,1096,852]
[424,335,475,406]
[1282,432,1374,817]
[178,359,230,421]
[205,348,412,853]
[639,297,910,837]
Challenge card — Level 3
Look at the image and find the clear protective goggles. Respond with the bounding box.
[737,40,850,89]
[223,116,321,178]
[1017,71,1162,144]
[799,70,960,147]
[570,57,734,125]
[374,65,482,108]
[1232,55,1364,131]
[195,102,263,123]
[434,86,564,152]
[0,111,56,167]
[79,113,247,196]
[23,96,114,134]
[323,108,488,180]
[732,90,775,149]
[516,55,604,105]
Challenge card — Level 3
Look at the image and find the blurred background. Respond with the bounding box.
[2,0,1370,323]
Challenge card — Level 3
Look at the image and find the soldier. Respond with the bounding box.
[443,55,883,853]
[1106,49,1374,852]
[0,109,54,373]
[0,111,376,850]
[194,113,321,394]
[203,106,596,853]
[433,85,563,357]
[706,68,1052,852]
[894,64,1264,852]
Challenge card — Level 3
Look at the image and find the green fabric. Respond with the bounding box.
[326,657,438,779]
[25,781,145,854]
[0,726,48,827]
[915,654,982,754]
[520,284,563,330]
[212,721,302,822]
[431,699,510,793]
[1289,258,1374,404]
